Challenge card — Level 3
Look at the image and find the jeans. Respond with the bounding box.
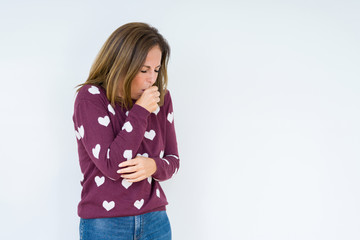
[79,210,171,240]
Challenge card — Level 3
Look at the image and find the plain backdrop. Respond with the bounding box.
[0,0,359,239]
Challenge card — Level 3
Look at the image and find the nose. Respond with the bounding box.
[147,71,157,85]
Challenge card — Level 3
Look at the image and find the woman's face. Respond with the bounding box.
[130,45,162,100]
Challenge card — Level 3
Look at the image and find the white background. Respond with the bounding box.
[0,0,359,239]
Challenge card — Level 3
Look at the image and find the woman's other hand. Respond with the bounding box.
[135,86,160,113]
[117,156,157,182]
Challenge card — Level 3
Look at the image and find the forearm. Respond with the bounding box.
[75,100,151,181]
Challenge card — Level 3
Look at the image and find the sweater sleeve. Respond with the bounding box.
[73,97,151,181]
[152,90,180,181]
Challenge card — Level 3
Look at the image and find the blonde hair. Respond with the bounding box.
[75,22,170,109]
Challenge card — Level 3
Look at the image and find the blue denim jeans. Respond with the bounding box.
[79,210,171,240]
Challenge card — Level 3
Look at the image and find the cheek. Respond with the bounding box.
[131,76,143,87]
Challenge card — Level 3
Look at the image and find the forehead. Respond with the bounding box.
[140,46,161,69]
[143,46,161,63]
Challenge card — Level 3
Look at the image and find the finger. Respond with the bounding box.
[118,159,136,168]
[127,176,146,183]
[121,171,143,180]
[117,165,138,174]
[149,86,158,92]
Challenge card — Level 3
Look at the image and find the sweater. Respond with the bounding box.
[72,84,180,219]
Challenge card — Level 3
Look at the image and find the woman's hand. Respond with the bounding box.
[117,156,157,182]
[135,86,160,113]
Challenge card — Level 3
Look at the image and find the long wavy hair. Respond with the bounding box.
[74,22,170,110]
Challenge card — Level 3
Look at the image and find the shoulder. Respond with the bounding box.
[162,88,175,112]
[74,84,107,106]
[164,88,173,103]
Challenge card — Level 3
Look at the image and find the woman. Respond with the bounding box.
[72,22,180,240]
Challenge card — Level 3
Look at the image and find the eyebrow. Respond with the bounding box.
[142,65,161,68]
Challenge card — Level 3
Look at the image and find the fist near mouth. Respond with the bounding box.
[135,86,160,113]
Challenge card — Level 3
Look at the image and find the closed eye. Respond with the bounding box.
[141,69,160,73]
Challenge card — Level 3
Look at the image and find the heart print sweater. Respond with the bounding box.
[72,84,180,219]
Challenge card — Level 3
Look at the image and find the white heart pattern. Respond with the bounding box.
[172,168,178,178]
[107,148,110,159]
[98,116,110,127]
[75,129,81,140]
[122,179,132,189]
[122,121,133,132]
[103,200,115,211]
[137,153,149,158]
[125,111,129,116]
[75,125,85,140]
[95,176,105,187]
[167,112,174,123]
[78,125,84,138]
[166,154,179,159]
[147,177,152,184]
[92,144,101,159]
[152,106,160,115]
[108,104,115,115]
[144,130,156,140]
[159,150,164,158]
[156,188,160,198]
[162,158,170,165]
[88,86,100,95]
[123,150,132,160]
[134,199,144,209]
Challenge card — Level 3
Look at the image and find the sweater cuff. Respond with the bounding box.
[151,157,167,181]
[130,103,151,119]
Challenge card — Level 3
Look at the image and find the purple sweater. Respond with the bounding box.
[72,84,180,219]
